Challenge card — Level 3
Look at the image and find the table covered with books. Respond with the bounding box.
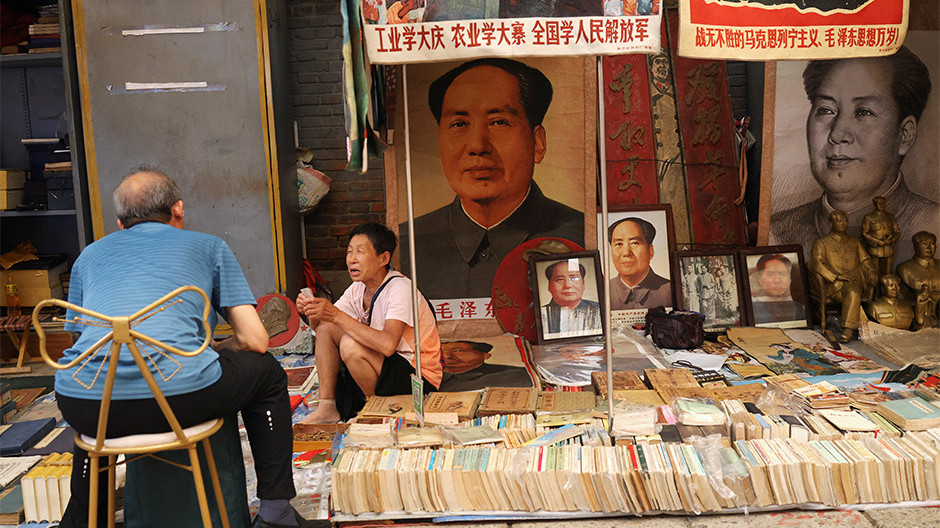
[305,322,940,522]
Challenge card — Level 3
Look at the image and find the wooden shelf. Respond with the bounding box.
[0,52,62,69]
[0,209,76,218]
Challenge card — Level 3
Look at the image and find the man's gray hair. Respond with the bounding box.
[113,166,182,228]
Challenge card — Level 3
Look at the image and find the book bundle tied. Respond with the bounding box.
[328,371,940,516]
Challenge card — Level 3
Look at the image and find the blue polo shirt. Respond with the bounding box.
[57,222,256,400]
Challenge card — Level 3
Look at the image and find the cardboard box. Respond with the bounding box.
[0,256,67,307]
[1,190,24,210]
[292,422,347,452]
[0,169,26,189]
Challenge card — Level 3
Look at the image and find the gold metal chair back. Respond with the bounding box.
[32,285,230,528]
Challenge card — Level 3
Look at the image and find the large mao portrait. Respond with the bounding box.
[529,251,604,343]
[739,245,811,330]
[760,30,940,265]
[388,57,596,305]
[596,204,676,326]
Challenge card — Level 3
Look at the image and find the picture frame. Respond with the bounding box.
[529,251,604,344]
[674,249,746,332]
[738,245,812,330]
[596,204,677,326]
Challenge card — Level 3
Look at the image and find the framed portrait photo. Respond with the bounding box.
[674,250,746,333]
[739,245,811,330]
[597,204,677,326]
[529,251,604,344]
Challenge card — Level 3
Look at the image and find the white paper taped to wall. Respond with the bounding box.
[125,82,208,91]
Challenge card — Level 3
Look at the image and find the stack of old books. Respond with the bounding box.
[27,5,60,54]
[331,429,940,515]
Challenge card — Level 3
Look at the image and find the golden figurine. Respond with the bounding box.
[861,196,900,277]
[896,231,939,305]
[866,274,914,330]
[915,284,939,330]
[809,210,877,342]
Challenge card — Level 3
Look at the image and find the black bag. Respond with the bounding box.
[645,307,705,349]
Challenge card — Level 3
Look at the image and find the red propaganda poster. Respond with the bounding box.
[667,10,747,246]
[603,55,659,207]
[679,0,909,60]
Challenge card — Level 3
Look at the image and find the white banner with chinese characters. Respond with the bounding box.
[679,0,909,60]
[361,1,663,64]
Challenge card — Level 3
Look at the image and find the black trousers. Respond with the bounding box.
[57,348,296,528]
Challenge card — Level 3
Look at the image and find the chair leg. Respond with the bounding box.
[88,455,99,528]
[202,438,231,528]
[107,455,116,528]
[187,445,214,528]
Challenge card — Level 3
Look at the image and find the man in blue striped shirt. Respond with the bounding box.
[56,169,316,528]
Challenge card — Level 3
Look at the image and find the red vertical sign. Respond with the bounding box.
[603,55,660,207]
[667,9,746,246]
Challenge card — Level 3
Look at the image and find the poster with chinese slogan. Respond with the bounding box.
[361,0,663,63]
[679,0,909,60]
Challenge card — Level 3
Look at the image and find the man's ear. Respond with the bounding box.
[533,125,546,164]
[169,200,185,228]
[380,251,391,267]
[117,219,125,230]
[898,115,917,157]
[649,245,654,259]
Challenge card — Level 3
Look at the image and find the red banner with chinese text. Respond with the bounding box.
[668,10,746,246]
[679,0,909,60]
[603,55,660,207]
[361,1,663,64]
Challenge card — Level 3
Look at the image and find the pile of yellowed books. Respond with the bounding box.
[332,429,940,515]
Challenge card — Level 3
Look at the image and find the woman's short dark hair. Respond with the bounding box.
[349,223,397,266]
[428,58,553,127]
[803,46,932,124]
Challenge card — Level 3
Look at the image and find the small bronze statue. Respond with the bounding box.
[809,210,877,342]
[861,196,900,277]
[915,284,939,329]
[896,231,939,306]
[867,274,914,330]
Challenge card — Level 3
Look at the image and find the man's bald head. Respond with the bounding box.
[113,168,182,228]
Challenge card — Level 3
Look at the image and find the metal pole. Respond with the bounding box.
[402,64,424,426]
[596,56,615,436]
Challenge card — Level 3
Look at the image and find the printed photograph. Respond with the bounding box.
[597,204,676,318]
[740,246,811,330]
[676,250,745,332]
[530,251,604,342]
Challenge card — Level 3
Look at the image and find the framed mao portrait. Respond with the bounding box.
[529,251,604,343]
[675,249,746,332]
[739,245,811,330]
[597,204,677,326]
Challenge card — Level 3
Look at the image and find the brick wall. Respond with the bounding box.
[285,2,760,278]
[287,0,386,278]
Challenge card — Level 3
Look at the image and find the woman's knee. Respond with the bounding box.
[338,334,368,363]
